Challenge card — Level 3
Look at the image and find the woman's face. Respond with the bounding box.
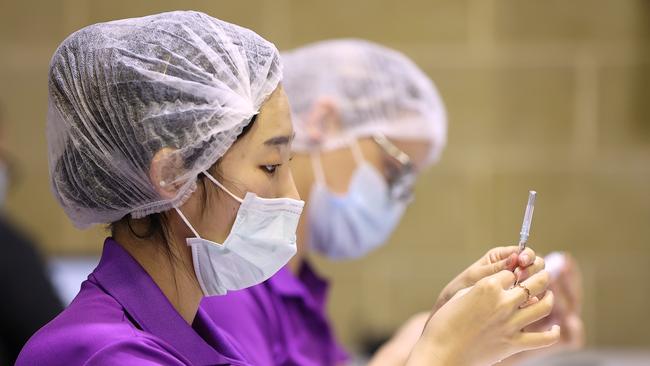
[176,85,298,243]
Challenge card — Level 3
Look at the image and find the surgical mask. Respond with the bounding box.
[308,140,408,259]
[175,171,304,296]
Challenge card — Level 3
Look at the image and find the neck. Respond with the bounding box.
[115,228,204,325]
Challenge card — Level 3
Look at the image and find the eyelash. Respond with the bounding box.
[261,156,294,176]
[262,164,279,174]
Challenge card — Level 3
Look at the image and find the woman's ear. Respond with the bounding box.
[304,97,342,145]
[149,147,182,199]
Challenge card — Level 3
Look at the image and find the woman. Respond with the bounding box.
[18,11,300,365]
[201,39,561,365]
[19,14,557,366]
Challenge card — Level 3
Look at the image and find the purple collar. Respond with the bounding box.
[92,238,244,366]
[266,260,329,312]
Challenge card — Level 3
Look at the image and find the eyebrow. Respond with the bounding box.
[264,132,295,147]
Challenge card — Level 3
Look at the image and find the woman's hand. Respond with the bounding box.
[407,269,561,366]
[498,252,585,366]
[434,246,544,312]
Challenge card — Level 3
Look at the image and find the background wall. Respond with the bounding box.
[0,0,648,352]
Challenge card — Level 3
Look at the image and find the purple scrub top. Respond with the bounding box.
[200,261,349,366]
[16,238,252,366]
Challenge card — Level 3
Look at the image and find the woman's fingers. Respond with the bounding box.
[506,270,550,306]
[515,255,545,283]
[481,246,538,279]
[473,247,541,285]
[485,246,519,263]
[518,247,536,267]
[485,246,536,267]
[487,270,517,290]
[519,295,540,309]
[521,270,551,297]
[514,324,562,350]
[470,254,517,281]
[511,291,555,329]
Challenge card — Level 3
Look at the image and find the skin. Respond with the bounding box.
[113,85,298,324]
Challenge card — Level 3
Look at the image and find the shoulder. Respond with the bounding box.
[16,279,188,366]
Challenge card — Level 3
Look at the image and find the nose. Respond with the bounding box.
[283,170,301,200]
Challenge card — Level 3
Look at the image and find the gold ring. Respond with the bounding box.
[517,283,531,300]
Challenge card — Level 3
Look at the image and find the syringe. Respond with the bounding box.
[514,191,536,286]
[518,190,537,253]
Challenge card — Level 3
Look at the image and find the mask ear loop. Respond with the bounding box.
[202,170,244,204]
[174,171,245,241]
[311,138,365,188]
[175,207,202,239]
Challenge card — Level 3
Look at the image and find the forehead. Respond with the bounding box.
[249,86,293,142]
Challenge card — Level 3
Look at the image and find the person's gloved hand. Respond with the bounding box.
[433,246,545,312]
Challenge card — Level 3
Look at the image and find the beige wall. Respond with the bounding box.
[1,0,648,350]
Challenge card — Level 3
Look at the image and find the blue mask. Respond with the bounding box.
[308,142,408,259]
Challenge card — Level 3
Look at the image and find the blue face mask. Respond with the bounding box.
[308,141,408,260]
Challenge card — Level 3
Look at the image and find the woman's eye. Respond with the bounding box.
[262,164,279,174]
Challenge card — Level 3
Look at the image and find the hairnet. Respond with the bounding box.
[47,11,282,228]
[281,39,447,165]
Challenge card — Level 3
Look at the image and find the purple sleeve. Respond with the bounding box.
[84,337,191,366]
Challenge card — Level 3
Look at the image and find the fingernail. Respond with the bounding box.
[520,254,530,264]
[552,324,561,332]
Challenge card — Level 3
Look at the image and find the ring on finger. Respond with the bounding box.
[516,282,531,301]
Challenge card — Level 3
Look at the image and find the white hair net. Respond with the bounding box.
[47,11,282,228]
[282,39,447,165]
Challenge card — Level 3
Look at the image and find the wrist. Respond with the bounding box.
[367,340,407,366]
[406,338,466,366]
